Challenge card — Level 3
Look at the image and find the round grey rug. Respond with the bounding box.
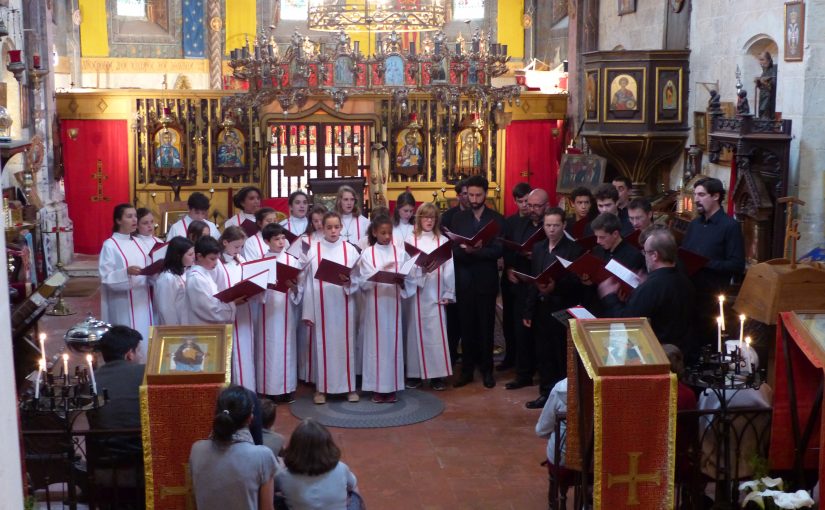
[289,389,444,429]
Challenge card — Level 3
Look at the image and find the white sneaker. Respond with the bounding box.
[347,391,360,402]
[313,392,326,405]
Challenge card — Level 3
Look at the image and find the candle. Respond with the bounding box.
[62,353,69,384]
[716,316,723,353]
[33,53,41,69]
[8,50,22,64]
[86,354,97,395]
[718,295,726,331]
[39,333,47,364]
[34,358,45,399]
[739,314,746,347]
[745,336,753,371]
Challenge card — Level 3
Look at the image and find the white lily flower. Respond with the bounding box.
[742,490,766,509]
[761,477,785,490]
[740,480,761,492]
[772,490,815,509]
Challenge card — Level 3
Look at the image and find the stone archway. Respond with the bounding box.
[740,35,778,101]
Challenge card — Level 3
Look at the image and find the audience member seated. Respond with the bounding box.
[661,344,698,480]
[190,385,278,510]
[276,418,363,510]
[535,378,569,468]
[260,398,286,457]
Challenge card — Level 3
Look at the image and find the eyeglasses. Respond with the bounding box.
[528,203,548,209]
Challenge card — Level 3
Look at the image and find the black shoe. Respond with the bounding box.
[429,378,447,391]
[453,374,474,388]
[405,378,423,389]
[495,362,513,372]
[482,372,496,389]
[525,394,549,409]
[505,378,534,390]
[277,393,295,404]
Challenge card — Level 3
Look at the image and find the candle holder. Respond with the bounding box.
[29,68,49,91]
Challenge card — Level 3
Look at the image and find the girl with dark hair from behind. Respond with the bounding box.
[190,385,277,510]
[276,418,363,510]
[153,237,195,325]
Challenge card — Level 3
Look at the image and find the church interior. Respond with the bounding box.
[3,0,825,508]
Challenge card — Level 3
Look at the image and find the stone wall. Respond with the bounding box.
[598,0,666,51]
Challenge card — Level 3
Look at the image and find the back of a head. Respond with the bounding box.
[212,385,254,442]
[645,227,677,264]
[99,325,142,363]
[259,398,277,429]
[662,344,685,380]
[187,220,209,241]
[195,236,222,256]
[590,212,621,234]
[283,418,341,476]
[594,183,619,203]
[454,179,467,194]
[188,192,210,212]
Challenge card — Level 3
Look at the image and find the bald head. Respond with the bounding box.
[527,188,549,223]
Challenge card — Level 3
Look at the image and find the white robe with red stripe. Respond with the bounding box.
[225,212,257,230]
[404,231,455,380]
[280,216,309,237]
[301,238,359,395]
[216,253,256,391]
[243,232,268,261]
[184,265,236,325]
[99,232,154,360]
[353,242,416,393]
[297,233,321,383]
[153,270,187,325]
[166,215,220,240]
[134,234,163,254]
[256,250,303,396]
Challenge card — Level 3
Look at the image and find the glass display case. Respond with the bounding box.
[144,324,233,385]
[573,317,671,376]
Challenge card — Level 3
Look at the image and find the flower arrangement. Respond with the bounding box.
[739,477,814,509]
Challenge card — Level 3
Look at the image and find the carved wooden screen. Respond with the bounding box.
[267,121,372,198]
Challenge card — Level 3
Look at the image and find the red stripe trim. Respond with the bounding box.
[371,247,380,390]
[393,244,399,390]
[318,243,328,394]
[111,237,137,329]
[283,290,289,394]
[437,237,449,372]
[255,234,265,259]
[343,242,352,391]
[262,302,267,392]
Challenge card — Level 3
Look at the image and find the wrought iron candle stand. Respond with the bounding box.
[684,344,766,506]
[21,363,108,510]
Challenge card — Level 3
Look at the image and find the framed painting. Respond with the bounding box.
[394,128,424,177]
[556,153,607,194]
[145,324,232,384]
[585,69,599,121]
[573,318,670,376]
[784,1,804,62]
[693,111,708,150]
[213,125,248,178]
[655,67,683,123]
[149,125,186,177]
[333,56,355,86]
[455,128,484,177]
[384,55,406,86]
[618,0,636,15]
[604,68,646,123]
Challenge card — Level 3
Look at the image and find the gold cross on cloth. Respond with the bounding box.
[159,462,195,510]
[90,160,110,203]
[607,451,661,505]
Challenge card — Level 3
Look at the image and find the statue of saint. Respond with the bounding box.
[736,89,750,116]
[754,51,777,120]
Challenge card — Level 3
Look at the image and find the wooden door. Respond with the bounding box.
[61,120,130,254]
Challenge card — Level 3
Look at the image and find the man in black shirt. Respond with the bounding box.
[440,179,470,365]
[499,182,533,372]
[565,186,596,239]
[451,175,505,389]
[627,197,653,232]
[522,207,584,408]
[594,184,634,237]
[590,212,645,272]
[612,175,633,223]
[599,227,699,359]
[440,179,469,232]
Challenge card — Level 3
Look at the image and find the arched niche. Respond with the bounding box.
[1,39,22,140]
[740,35,778,98]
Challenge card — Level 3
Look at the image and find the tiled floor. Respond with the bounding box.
[37,277,551,510]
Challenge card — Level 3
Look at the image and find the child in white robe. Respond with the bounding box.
[256,223,303,401]
[134,207,163,255]
[391,191,416,249]
[354,215,416,403]
[99,204,154,360]
[279,190,309,238]
[243,207,280,261]
[403,203,455,391]
[224,186,262,230]
[153,237,194,326]
[301,212,360,405]
[334,185,370,246]
[166,192,220,240]
[185,236,238,326]
[216,226,256,392]
[296,204,328,384]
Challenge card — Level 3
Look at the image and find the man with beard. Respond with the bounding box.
[451,175,505,389]
[681,177,745,350]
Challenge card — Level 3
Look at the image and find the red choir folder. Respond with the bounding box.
[283,229,298,244]
[623,229,642,249]
[512,260,568,285]
[368,255,419,285]
[443,220,501,247]
[404,242,453,272]
[139,242,169,276]
[604,258,642,294]
[576,235,598,251]
[314,258,353,286]
[269,262,302,293]
[241,257,278,283]
[565,252,611,284]
[502,227,546,254]
[213,270,268,303]
[678,247,709,276]
[240,219,260,238]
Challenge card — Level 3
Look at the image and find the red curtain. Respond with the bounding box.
[503,120,564,216]
[61,120,130,254]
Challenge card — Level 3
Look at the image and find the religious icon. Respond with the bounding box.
[384,55,405,86]
[394,128,424,176]
[153,128,183,168]
[618,0,636,15]
[557,153,607,194]
[334,56,355,86]
[784,1,804,62]
[216,128,245,168]
[430,59,449,84]
[145,325,232,384]
[585,71,598,115]
[610,74,638,111]
[172,337,207,372]
[455,128,483,175]
[662,80,677,110]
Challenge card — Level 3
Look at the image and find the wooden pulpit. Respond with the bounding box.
[566,318,676,509]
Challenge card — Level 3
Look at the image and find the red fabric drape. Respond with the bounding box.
[61,120,130,254]
[503,120,563,216]
[728,151,737,216]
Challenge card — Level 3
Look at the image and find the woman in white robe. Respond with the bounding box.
[256,224,304,398]
[153,237,194,326]
[224,186,261,230]
[216,226,256,392]
[99,204,153,359]
[243,207,280,261]
[404,203,455,390]
[353,217,416,402]
[301,212,360,404]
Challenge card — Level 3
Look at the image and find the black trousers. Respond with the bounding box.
[532,305,568,394]
[445,302,461,364]
[456,289,497,376]
[500,277,516,365]
[512,286,536,381]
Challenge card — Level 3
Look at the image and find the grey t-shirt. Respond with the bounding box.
[190,429,278,510]
[262,429,285,457]
[276,461,358,510]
